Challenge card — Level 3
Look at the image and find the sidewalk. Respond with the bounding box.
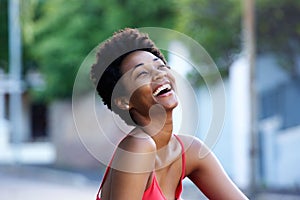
[0,165,99,200]
[182,179,300,200]
[1,165,299,200]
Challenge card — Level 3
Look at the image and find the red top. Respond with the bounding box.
[96,134,186,200]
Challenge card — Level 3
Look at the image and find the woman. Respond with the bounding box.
[91,28,248,200]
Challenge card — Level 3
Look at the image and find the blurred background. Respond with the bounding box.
[0,0,300,199]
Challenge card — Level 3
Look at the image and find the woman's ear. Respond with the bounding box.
[114,96,130,110]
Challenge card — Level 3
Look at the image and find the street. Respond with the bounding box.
[1,165,299,200]
[0,165,98,200]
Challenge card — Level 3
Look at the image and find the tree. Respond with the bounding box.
[176,0,300,86]
[23,0,178,101]
[176,0,242,69]
[256,0,300,77]
[0,0,9,71]
[21,0,300,99]
[175,0,242,85]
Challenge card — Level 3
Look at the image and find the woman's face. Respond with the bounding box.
[120,50,178,116]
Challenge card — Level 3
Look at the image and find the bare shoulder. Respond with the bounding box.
[176,134,211,175]
[177,134,249,199]
[101,129,156,199]
[119,128,157,153]
[176,134,206,154]
[112,128,156,173]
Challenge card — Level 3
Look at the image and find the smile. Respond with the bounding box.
[153,83,172,97]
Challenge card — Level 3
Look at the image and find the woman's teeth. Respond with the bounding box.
[153,84,171,97]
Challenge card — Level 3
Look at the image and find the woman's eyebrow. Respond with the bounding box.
[134,63,144,69]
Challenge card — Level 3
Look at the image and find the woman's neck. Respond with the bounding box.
[131,108,174,149]
[150,112,173,149]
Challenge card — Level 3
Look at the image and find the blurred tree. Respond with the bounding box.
[175,0,242,85]
[176,0,300,85]
[256,0,300,78]
[19,0,300,98]
[23,0,177,101]
[0,0,9,71]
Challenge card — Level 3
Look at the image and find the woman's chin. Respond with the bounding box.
[160,98,178,111]
[154,90,178,110]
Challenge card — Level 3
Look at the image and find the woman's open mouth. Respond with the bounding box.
[153,83,172,97]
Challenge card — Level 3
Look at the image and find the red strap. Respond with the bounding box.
[96,133,128,200]
[96,167,109,200]
[96,149,116,200]
[174,134,186,199]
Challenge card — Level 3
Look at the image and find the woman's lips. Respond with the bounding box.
[152,83,171,97]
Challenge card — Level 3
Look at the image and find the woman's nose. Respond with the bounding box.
[152,68,167,81]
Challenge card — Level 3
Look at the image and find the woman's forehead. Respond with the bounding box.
[120,51,163,73]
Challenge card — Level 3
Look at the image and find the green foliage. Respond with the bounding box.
[17,0,300,98]
[0,0,8,71]
[176,0,300,85]
[256,0,300,76]
[175,0,241,86]
[176,0,242,70]
[24,0,177,101]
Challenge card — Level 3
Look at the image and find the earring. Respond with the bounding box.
[125,104,130,109]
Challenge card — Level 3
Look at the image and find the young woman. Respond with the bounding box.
[90,28,248,200]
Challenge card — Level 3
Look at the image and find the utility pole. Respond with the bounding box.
[8,0,23,144]
[0,70,5,120]
[243,0,257,196]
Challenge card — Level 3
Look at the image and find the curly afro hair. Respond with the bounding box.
[90,28,166,125]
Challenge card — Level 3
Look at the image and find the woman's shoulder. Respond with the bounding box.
[176,134,205,151]
[176,135,209,158]
[111,129,156,173]
[176,134,214,175]
[118,128,156,153]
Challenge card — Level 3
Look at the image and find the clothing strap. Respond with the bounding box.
[96,149,115,200]
[174,134,186,199]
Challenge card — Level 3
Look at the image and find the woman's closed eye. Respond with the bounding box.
[158,64,171,70]
[134,64,170,79]
[136,71,149,78]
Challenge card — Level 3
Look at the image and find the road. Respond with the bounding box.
[0,165,98,200]
[1,165,299,200]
